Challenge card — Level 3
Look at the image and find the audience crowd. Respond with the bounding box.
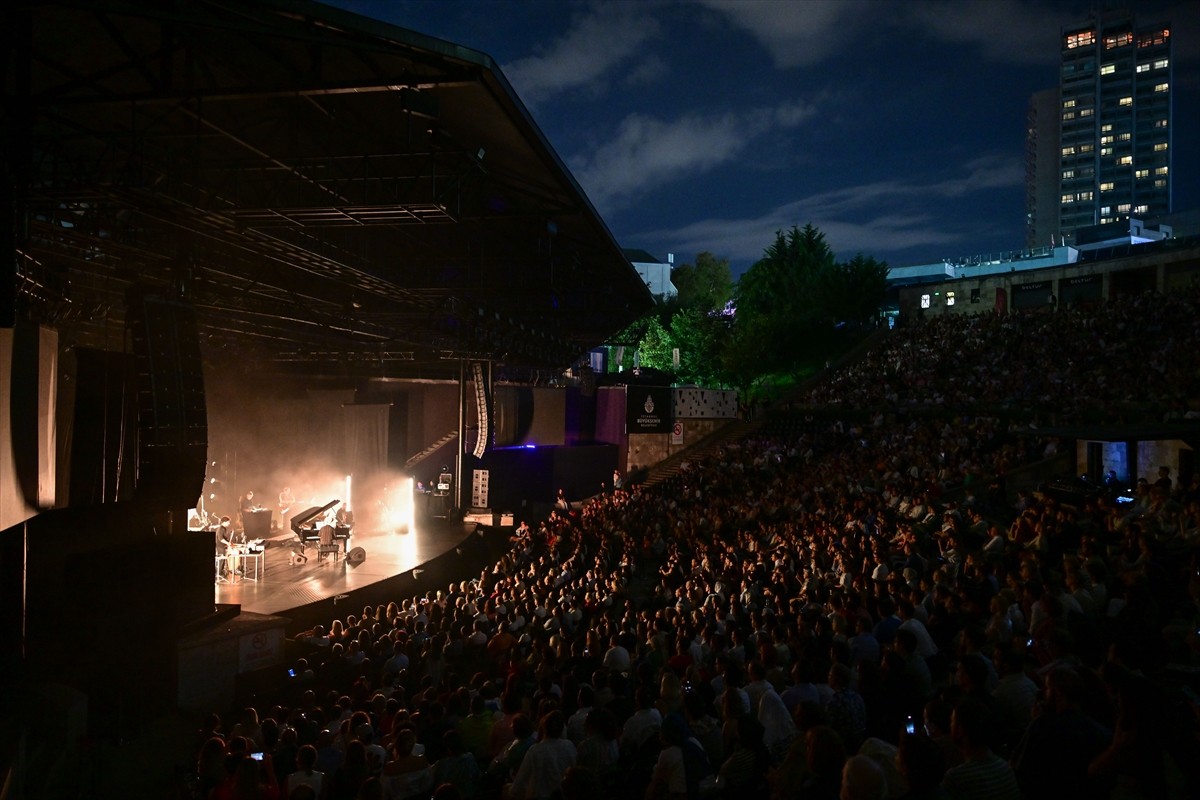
[808,285,1200,424]
[189,288,1200,800]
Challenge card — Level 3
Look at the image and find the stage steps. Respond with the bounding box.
[404,430,458,471]
[637,418,764,489]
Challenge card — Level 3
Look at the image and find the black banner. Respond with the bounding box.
[627,386,672,433]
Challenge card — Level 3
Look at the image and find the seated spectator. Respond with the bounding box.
[942,699,1019,800]
[381,728,433,800]
[646,711,713,800]
[285,744,325,799]
[508,711,576,800]
[432,730,481,799]
[1011,666,1111,799]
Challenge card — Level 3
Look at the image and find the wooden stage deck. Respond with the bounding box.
[213,517,479,619]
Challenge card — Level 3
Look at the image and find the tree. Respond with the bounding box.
[727,224,888,385]
[815,253,890,326]
[737,224,836,318]
[637,316,675,373]
[670,306,728,386]
[671,252,733,313]
[731,224,838,376]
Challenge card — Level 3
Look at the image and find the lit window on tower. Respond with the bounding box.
[1103,31,1132,49]
[1137,29,1169,48]
[1066,29,1096,48]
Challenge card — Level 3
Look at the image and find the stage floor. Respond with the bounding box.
[214,518,478,617]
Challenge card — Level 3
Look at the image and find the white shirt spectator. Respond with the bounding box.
[899,617,938,659]
[510,736,576,800]
[602,643,631,674]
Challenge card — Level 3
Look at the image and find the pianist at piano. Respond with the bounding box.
[290,499,354,559]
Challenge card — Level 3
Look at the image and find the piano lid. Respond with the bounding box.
[290,499,340,534]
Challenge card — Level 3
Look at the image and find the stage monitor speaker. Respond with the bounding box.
[347,546,366,566]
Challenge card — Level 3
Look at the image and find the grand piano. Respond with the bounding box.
[290,499,353,554]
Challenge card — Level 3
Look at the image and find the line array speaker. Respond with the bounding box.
[125,286,208,507]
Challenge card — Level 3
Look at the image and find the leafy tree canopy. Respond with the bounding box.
[606,226,888,398]
[670,251,733,313]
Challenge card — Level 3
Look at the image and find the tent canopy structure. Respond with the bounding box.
[6,0,655,379]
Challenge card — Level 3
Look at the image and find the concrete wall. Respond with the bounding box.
[1137,439,1193,484]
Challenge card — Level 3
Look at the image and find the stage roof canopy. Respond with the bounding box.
[8,0,655,379]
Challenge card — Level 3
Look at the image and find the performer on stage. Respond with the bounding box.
[237,490,257,530]
[215,518,231,554]
[226,524,247,577]
[278,485,297,532]
[214,515,234,580]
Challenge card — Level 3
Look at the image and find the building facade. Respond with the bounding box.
[894,236,1200,321]
[1057,10,1172,242]
[1025,87,1061,248]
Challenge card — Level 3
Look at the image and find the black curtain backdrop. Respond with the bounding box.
[341,403,389,504]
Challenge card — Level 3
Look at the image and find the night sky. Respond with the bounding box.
[325,0,1200,276]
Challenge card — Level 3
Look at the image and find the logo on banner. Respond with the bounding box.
[628,386,671,433]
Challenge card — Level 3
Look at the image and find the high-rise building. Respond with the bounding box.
[1032,10,1173,244]
[1025,87,1061,248]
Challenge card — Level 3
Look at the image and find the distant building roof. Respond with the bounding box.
[623,248,663,264]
